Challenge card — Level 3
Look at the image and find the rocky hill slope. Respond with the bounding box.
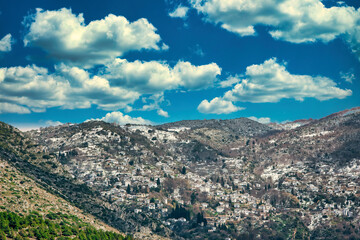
[0,122,167,240]
[1,107,360,239]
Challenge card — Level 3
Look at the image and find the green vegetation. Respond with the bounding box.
[267,213,310,239]
[0,211,133,240]
[168,204,191,220]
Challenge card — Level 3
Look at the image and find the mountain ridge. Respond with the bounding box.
[1,106,360,239]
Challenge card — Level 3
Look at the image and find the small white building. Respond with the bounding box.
[134,209,142,213]
[149,203,156,210]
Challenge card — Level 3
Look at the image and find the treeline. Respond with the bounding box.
[0,211,133,240]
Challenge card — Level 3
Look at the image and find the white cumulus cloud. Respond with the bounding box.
[0,64,139,112]
[102,59,179,94]
[219,75,242,88]
[23,8,165,67]
[169,5,189,19]
[0,34,13,52]
[101,58,221,93]
[0,58,220,114]
[199,58,351,115]
[157,109,169,117]
[197,97,244,114]
[96,111,152,125]
[0,102,30,114]
[174,61,221,90]
[190,0,360,60]
[224,58,352,103]
[248,116,271,124]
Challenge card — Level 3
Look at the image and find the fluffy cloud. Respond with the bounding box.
[23,8,165,67]
[198,58,352,114]
[224,58,352,103]
[190,0,360,57]
[174,61,221,90]
[102,59,179,94]
[0,58,219,114]
[0,64,139,112]
[248,116,271,124]
[219,75,242,88]
[157,109,169,117]
[0,65,68,110]
[0,34,13,52]
[169,5,189,19]
[96,111,152,125]
[56,64,140,110]
[197,97,244,114]
[0,102,30,114]
[101,58,221,93]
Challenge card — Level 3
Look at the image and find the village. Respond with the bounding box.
[28,120,360,235]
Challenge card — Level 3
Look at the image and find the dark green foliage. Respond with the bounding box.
[196,212,207,226]
[0,230,6,240]
[0,211,132,240]
[156,178,161,186]
[190,192,197,204]
[181,166,186,175]
[168,204,191,220]
[267,213,310,239]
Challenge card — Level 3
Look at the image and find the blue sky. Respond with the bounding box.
[0,0,359,129]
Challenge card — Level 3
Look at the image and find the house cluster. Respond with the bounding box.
[29,123,360,233]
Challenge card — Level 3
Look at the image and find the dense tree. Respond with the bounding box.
[196,212,207,226]
[191,192,197,204]
[0,211,132,240]
[168,204,191,220]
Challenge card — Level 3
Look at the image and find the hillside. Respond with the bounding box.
[1,107,359,239]
[0,122,166,240]
[157,117,275,137]
[0,157,121,234]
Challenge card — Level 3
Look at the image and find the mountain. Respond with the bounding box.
[1,107,360,239]
[0,122,135,240]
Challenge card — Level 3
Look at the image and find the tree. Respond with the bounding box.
[156,178,161,186]
[196,212,207,226]
[181,166,186,175]
[126,184,131,194]
[168,204,190,220]
[191,192,197,204]
[221,177,225,187]
[133,185,139,194]
[0,231,6,240]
